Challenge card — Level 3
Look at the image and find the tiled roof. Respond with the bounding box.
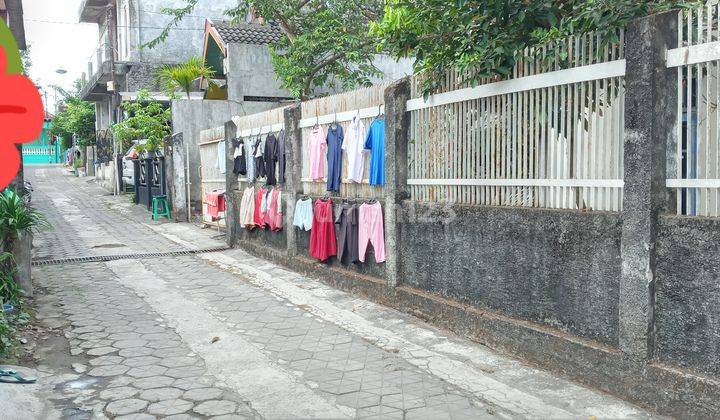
[212,21,283,45]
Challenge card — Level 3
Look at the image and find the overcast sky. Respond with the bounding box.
[23,0,98,112]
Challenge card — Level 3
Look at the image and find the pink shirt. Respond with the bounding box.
[308,126,326,180]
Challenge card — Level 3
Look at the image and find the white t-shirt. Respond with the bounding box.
[342,116,366,183]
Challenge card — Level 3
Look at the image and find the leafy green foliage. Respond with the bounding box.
[0,253,21,305]
[0,189,48,250]
[0,311,14,358]
[148,0,384,99]
[158,57,215,99]
[0,310,29,359]
[50,95,96,147]
[111,91,171,153]
[372,0,699,94]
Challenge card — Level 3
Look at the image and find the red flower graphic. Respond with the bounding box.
[0,46,44,190]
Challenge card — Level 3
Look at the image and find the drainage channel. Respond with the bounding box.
[32,247,229,267]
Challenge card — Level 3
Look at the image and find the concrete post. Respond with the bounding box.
[619,11,678,360]
[383,77,412,288]
[283,103,303,257]
[225,121,239,247]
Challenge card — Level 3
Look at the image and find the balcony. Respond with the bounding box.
[79,0,110,23]
[79,39,114,101]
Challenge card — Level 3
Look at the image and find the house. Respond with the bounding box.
[201,19,292,105]
[169,19,294,220]
[76,0,239,131]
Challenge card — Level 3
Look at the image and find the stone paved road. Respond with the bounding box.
[14,165,658,419]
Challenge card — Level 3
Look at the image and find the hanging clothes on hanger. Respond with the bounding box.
[253,135,266,180]
[264,187,283,231]
[253,186,267,227]
[233,139,247,176]
[277,130,287,184]
[343,116,366,183]
[310,198,337,262]
[293,197,313,231]
[215,141,226,174]
[245,136,256,182]
[358,201,386,263]
[239,185,255,228]
[308,125,326,180]
[264,132,279,185]
[364,119,386,186]
[326,123,344,192]
[335,201,360,264]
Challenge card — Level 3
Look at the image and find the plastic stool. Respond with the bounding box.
[151,195,171,221]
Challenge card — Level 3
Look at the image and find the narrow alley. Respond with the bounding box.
[10,165,655,419]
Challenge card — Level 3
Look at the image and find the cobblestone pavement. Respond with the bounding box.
[17,165,657,419]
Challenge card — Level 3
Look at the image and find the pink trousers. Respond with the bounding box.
[358,202,386,263]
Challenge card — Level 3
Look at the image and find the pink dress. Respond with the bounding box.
[308,126,326,180]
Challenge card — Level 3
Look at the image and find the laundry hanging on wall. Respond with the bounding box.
[364,119,385,186]
[344,116,366,183]
[335,201,360,264]
[358,201,385,263]
[309,198,337,262]
[293,197,313,231]
[277,130,287,184]
[233,139,247,176]
[308,125,326,181]
[294,196,386,264]
[215,141,226,174]
[239,185,255,228]
[326,123,344,192]
[264,133,279,185]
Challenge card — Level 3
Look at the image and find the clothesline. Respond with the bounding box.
[237,122,285,138]
[298,105,385,129]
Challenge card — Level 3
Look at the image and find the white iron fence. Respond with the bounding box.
[667,2,720,216]
[407,32,626,211]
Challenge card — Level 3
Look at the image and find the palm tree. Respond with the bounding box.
[158,57,215,99]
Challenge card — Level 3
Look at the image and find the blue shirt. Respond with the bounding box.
[364,119,385,185]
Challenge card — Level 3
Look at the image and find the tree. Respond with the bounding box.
[372,0,697,94]
[158,57,214,99]
[111,91,171,153]
[147,0,385,99]
[50,96,96,147]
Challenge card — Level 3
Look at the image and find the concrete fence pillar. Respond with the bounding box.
[225,121,239,247]
[619,11,678,360]
[383,77,412,288]
[283,103,303,257]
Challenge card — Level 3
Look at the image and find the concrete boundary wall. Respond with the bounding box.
[215,11,719,417]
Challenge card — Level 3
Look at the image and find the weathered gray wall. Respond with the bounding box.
[398,203,622,346]
[134,0,237,64]
[171,100,243,219]
[227,43,290,102]
[125,62,165,92]
[656,216,720,377]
